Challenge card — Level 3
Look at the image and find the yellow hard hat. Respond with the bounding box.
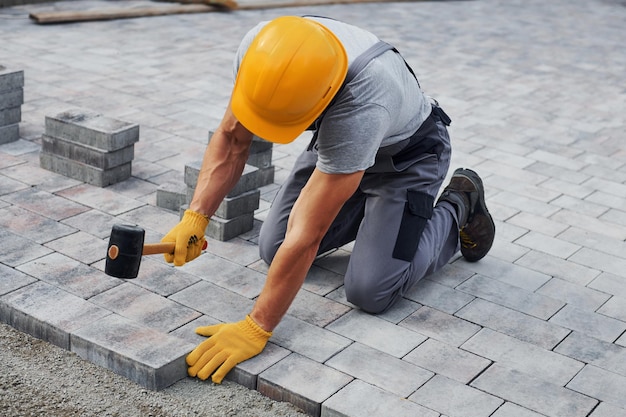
[232,16,348,144]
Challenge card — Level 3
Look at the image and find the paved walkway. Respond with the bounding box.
[1,0,626,416]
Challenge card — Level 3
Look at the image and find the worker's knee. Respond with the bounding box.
[344,279,396,315]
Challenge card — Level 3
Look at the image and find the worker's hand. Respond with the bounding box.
[161,209,209,266]
[186,315,272,384]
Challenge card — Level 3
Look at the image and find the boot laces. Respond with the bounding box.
[460,227,477,249]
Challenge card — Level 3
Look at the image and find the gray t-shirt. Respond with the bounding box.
[234,16,432,174]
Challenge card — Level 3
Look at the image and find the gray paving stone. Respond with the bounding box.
[404,337,491,384]
[410,374,503,417]
[0,204,77,244]
[589,272,626,298]
[326,342,433,397]
[516,250,600,286]
[169,280,255,324]
[596,295,626,322]
[589,402,626,417]
[456,274,564,320]
[554,331,626,377]
[90,282,201,332]
[59,209,119,239]
[42,134,135,170]
[16,252,120,299]
[0,227,53,267]
[537,277,609,311]
[567,365,626,409]
[325,309,426,358]
[123,257,201,297]
[455,256,551,292]
[0,262,36,296]
[0,106,20,126]
[0,88,23,112]
[177,252,265,299]
[404,278,475,314]
[471,364,597,417]
[2,187,90,221]
[462,328,583,386]
[45,109,139,151]
[400,306,481,347]
[71,314,194,390]
[549,304,626,343]
[0,281,111,349]
[207,211,255,241]
[559,227,626,260]
[258,353,353,417]
[0,66,24,92]
[491,402,545,417]
[0,122,19,144]
[156,181,186,211]
[185,160,260,198]
[40,151,133,187]
[456,299,569,350]
[45,230,109,265]
[286,288,351,327]
[214,189,260,219]
[322,380,439,417]
[272,315,352,363]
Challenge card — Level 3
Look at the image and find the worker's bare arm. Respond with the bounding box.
[250,168,365,331]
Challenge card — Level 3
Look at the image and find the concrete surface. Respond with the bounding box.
[0,0,625,416]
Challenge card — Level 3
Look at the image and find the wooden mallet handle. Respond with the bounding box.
[108,241,207,260]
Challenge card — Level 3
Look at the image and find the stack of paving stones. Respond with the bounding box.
[0,65,24,145]
[39,109,139,187]
[157,132,274,241]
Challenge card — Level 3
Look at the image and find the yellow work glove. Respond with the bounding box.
[161,209,208,266]
[186,315,272,384]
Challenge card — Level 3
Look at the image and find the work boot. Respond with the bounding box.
[438,168,495,262]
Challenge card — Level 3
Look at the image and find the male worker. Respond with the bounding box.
[161,15,495,384]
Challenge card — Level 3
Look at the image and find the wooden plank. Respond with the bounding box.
[29,4,220,24]
[29,0,422,25]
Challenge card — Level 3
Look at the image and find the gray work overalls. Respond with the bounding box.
[258,42,460,314]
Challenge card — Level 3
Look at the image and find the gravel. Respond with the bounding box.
[0,322,307,417]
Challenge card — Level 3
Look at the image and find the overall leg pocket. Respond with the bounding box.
[392,189,434,262]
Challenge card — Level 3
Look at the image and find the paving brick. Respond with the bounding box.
[0,106,20,126]
[56,183,145,216]
[559,227,626,259]
[456,299,569,350]
[589,272,626,298]
[549,304,626,343]
[41,134,134,169]
[45,230,109,265]
[0,122,19,144]
[0,281,111,349]
[40,151,132,187]
[536,277,610,310]
[551,209,626,240]
[463,328,583,385]
[177,252,265,299]
[206,211,255,241]
[471,364,597,417]
[400,306,481,347]
[567,365,626,409]
[90,283,201,332]
[185,160,261,198]
[214,189,260,219]
[258,353,353,417]
[0,88,23,111]
[595,295,626,321]
[0,227,54,267]
[515,231,581,258]
[589,402,626,417]
[404,337,490,383]
[326,342,432,397]
[272,315,352,363]
[169,280,255,323]
[71,314,194,390]
[17,252,119,299]
[156,181,185,211]
[123,257,201,297]
[515,250,600,286]
[0,262,36,296]
[410,374,503,417]
[322,379,438,417]
[59,209,119,239]
[285,288,351,327]
[0,205,77,244]
[554,331,626,377]
[45,109,139,151]
[298,264,345,296]
[491,402,545,417]
[404,278,475,314]
[0,66,24,91]
[325,309,426,358]
[456,274,564,320]
[456,256,551,292]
